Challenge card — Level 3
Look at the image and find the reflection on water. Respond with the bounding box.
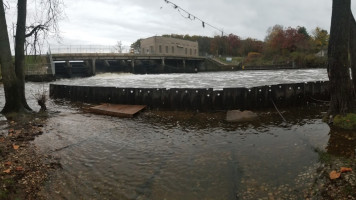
[34,104,330,199]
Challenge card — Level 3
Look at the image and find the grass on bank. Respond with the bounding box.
[333,113,356,130]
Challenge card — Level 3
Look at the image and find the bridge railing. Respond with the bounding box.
[49,45,131,54]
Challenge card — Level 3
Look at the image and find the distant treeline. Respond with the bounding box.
[131,25,329,67]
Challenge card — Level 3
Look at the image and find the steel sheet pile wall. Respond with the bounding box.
[50,81,329,110]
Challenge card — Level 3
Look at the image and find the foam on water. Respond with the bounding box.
[54,69,328,89]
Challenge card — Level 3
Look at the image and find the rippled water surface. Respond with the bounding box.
[0,69,332,199]
[34,106,330,199]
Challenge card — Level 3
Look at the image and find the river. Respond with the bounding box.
[1,69,331,199]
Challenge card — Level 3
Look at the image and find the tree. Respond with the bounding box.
[297,26,310,39]
[194,36,211,56]
[265,25,285,54]
[265,25,310,54]
[226,34,241,56]
[210,35,227,56]
[312,27,329,51]
[239,38,264,56]
[265,24,284,42]
[130,39,141,52]
[350,13,356,92]
[327,0,354,115]
[115,41,122,53]
[0,0,62,114]
[210,34,242,56]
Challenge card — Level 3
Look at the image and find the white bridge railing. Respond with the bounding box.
[49,45,131,54]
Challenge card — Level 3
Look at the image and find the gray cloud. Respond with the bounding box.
[52,0,356,46]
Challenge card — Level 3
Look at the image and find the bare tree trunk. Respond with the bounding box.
[14,0,31,111]
[328,0,354,115]
[0,0,31,114]
[350,12,356,89]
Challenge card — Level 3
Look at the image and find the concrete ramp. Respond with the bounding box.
[89,104,146,118]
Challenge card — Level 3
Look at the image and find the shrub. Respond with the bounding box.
[244,52,264,65]
[34,89,47,111]
[245,52,262,62]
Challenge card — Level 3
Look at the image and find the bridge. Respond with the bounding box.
[49,52,206,77]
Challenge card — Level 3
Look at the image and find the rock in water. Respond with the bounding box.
[226,110,258,122]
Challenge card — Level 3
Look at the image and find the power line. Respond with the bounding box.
[163,0,224,36]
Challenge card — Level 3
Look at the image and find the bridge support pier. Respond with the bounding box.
[159,58,165,72]
[87,59,96,76]
[131,59,135,73]
[65,61,72,77]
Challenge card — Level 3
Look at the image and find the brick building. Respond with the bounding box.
[140,36,199,57]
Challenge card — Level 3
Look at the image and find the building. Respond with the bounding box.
[140,36,199,57]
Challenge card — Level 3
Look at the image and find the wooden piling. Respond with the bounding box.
[49,81,330,111]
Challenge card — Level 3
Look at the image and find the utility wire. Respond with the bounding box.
[163,0,224,36]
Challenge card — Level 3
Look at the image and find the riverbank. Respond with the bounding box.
[305,127,356,200]
[0,114,60,200]
[306,155,356,199]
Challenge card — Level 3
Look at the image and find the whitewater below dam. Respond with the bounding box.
[54,68,329,89]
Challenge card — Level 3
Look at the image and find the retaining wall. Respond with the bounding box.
[49,81,329,111]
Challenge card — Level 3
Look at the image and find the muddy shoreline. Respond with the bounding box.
[0,115,60,200]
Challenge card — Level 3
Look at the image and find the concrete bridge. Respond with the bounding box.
[49,53,206,77]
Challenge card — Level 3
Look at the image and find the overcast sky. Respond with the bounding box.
[51,0,356,47]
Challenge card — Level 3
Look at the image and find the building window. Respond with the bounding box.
[194,49,197,55]
[166,46,169,53]
[190,49,192,55]
[172,46,174,54]
[159,45,162,53]
[185,48,187,55]
[150,46,154,54]
[142,48,145,54]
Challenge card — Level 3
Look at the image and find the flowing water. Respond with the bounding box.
[53,68,329,89]
[0,69,333,199]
